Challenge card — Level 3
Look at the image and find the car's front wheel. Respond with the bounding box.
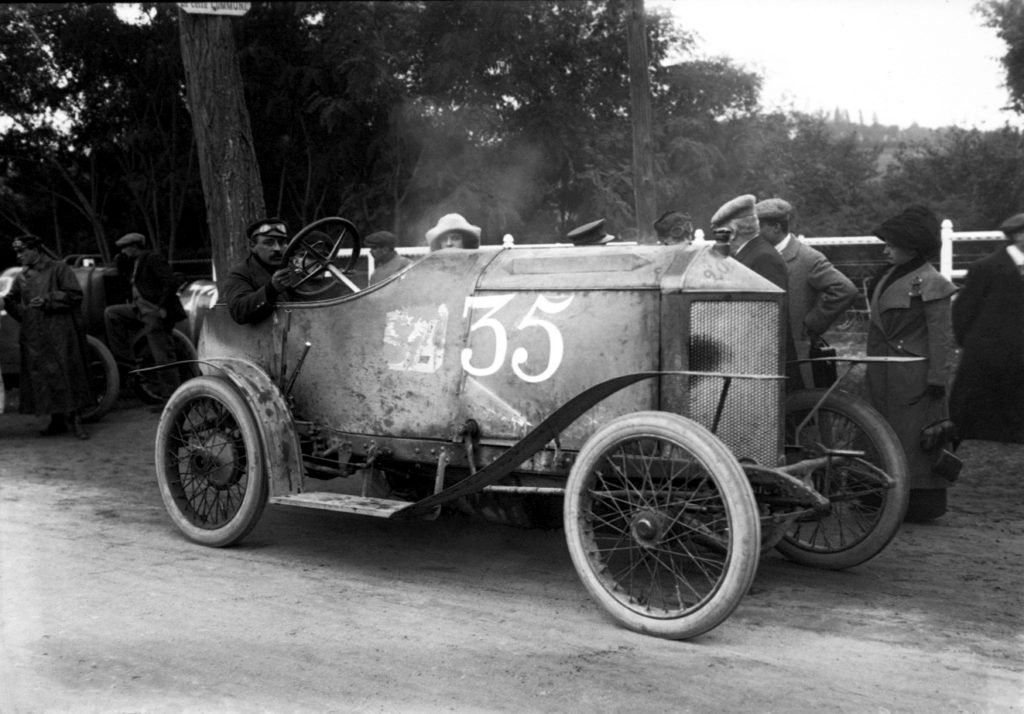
[154,375,267,547]
[564,411,760,640]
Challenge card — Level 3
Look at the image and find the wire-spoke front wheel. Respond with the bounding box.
[564,411,760,640]
[154,376,267,547]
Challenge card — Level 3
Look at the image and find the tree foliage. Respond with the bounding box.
[980,0,1024,114]
[0,0,1020,272]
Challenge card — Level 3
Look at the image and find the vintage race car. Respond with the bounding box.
[153,217,909,640]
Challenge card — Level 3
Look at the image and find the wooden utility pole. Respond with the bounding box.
[626,0,657,244]
[177,4,264,281]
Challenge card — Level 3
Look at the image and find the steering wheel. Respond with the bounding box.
[281,217,362,298]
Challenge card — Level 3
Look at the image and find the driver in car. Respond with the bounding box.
[222,218,298,324]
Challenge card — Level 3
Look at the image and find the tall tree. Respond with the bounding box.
[627,0,656,243]
[980,0,1024,114]
[178,7,264,280]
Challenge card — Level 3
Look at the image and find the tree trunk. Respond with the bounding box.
[626,0,657,244]
[177,9,264,282]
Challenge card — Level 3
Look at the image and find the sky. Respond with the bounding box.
[649,0,1015,129]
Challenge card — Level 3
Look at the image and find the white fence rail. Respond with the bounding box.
[386,220,1002,281]
[802,220,1002,281]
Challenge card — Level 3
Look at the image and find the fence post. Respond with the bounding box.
[940,219,954,279]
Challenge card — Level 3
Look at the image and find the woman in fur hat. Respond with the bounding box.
[865,205,957,521]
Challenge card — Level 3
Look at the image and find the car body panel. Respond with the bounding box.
[198,243,786,483]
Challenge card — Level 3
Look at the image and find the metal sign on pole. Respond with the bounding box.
[178,3,251,16]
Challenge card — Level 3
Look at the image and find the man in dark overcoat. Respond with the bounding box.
[4,234,93,438]
[103,232,186,400]
[949,212,1024,443]
[710,194,802,389]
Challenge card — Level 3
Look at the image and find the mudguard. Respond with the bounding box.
[399,369,782,518]
[198,357,303,497]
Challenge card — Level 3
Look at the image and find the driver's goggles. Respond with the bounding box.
[252,222,288,237]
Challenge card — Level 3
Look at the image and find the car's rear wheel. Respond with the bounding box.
[133,329,199,404]
[154,376,267,547]
[80,335,119,423]
[778,389,909,569]
[564,411,760,640]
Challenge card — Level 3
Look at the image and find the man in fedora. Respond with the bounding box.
[756,198,857,386]
[366,230,412,284]
[425,213,481,251]
[949,211,1024,443]
[104,231,186,400]
[222,218,298,324]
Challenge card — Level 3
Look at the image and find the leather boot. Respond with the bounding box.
[69,412,89,440]
[40,414,68,436]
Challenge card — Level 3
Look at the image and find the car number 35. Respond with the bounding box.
[460,294,574,384]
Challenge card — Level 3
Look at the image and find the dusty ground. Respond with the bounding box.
[0,395,1022,713]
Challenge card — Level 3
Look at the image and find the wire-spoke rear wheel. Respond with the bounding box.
[80,335,119,422]
[154,376,267,546]
[564,411,760,640]
[778,389,909,569]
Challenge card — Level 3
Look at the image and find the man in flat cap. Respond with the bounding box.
[366,230,412,285]
[567,218,616,246]
[711,194,802,388]
[949,210,1024,444]
[104,231,186,401]
[222,218,298,324]
[756,198,857,387]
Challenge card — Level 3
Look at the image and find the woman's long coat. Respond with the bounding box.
[5,257,94,416]
[866,263,956,489]
[949,248,1024,442]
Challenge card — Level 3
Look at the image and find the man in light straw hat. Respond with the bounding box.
[425,213,481,252]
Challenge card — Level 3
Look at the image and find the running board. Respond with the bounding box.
[270,492,411,518]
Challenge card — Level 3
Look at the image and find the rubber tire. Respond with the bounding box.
[777,389,910,570]
[133,329,199,404]
[80,335,119,423]
[154,375,267,547]
[904,488,947,522]
[564,411,760,640]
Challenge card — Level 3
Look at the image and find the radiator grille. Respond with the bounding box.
[687,300,782,466]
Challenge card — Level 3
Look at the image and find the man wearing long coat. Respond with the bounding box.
[5,235,93,437]
[949,212,1024,443]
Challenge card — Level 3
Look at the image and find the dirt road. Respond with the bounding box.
[1,402,1021,713]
